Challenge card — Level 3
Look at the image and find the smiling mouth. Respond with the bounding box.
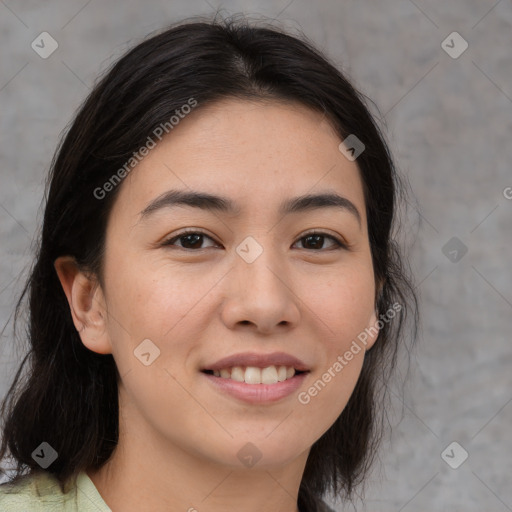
[201,366,307,385]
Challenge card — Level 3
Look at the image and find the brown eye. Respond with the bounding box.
[294,232,346,251]
[162,230,218,250]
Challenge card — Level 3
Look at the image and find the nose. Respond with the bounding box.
[220,241,301,335]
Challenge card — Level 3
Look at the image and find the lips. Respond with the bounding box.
[201,352,310,403]
[203,370,308,403]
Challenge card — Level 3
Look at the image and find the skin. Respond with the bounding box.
[55,98,380,512]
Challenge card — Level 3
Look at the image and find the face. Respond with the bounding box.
[63,98,380,470]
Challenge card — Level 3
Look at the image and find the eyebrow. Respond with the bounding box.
[139,189,362,227]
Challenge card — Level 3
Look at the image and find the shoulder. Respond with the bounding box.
[0,470,110,511]
[0,471,65,511]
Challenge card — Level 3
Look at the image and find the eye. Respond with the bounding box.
[161,229,347,251]
[293,230,347,251]
[162,229,219,250]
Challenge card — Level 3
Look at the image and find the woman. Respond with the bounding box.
[0,14,417,512]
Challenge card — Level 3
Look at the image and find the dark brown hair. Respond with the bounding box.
[0,13,418,510]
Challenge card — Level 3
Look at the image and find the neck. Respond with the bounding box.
[87,395,308,512]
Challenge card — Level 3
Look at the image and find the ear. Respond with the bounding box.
[54,256,112,355]
[363,308,380,351]
[362,279,386,350]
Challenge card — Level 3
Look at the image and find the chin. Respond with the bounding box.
[204,436,309,471]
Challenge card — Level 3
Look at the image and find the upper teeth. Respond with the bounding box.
[212,365,296,384]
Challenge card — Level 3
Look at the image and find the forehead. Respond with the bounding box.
[110,98,366,225]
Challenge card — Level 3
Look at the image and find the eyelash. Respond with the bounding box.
[161,229,348,252]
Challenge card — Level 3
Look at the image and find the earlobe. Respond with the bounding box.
[54,256,112,355]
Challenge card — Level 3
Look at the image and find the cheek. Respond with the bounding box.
[292,263,374,435]
[102,256,224,371]
[299,260,376,339]
[104,252,186,330]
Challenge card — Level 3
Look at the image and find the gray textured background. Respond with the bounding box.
[1,1,511,511]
